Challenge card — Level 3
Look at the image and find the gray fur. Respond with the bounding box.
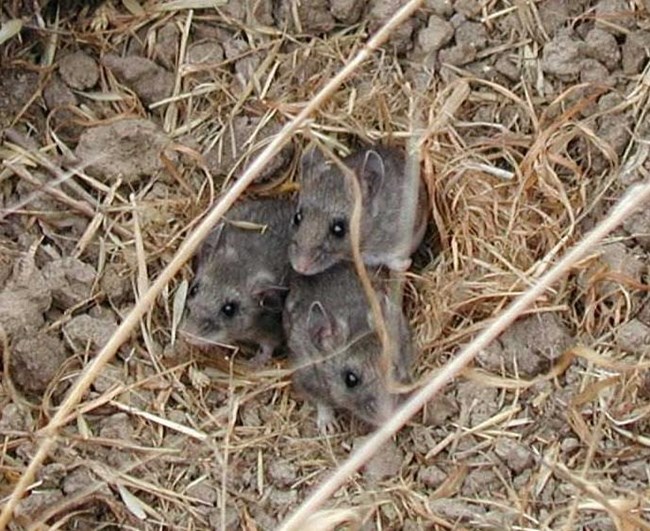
[180,197,295,361]
[283,263,414,428]
[289,146,428,275]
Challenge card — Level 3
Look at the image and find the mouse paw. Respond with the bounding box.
[385,256,411,272]
[316,404,339,434]
[248,344,273,367]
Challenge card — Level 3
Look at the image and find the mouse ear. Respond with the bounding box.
[358,149,386,202]
[195,223,225,265]
[250,271,286,313]
[301,146,327,181]
[307,301,345,350]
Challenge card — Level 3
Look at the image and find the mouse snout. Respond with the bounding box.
[289,245,316,275]
[359,393,397,427]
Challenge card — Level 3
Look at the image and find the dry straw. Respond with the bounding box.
[279,180,650,530]
[0,0,426,526]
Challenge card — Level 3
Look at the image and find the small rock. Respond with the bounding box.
[187,481,218,505]
[330,0,365,23]
[14,490,64,526]
[222,38,262,88]
[37,463,67,489]
[584,28,621,69]
[220,0,274,25]
[417,465,447,488]
[538,0,570,36]
[267,459,298,488]
[59,50,99,90]
[454,0,482,18]
[580,59,611,85]
[153,22,179,69]
[428,499,485,521]
[417,15,454,53]
[621,460,648,481]
[425,0,454,17]
[62,467,106,495]
[186,41,224,65]
[622,31,650,75]
[477,313,573,377]
[595,0,635,31]
[353,436,403,483]
[494,438,534,473]
[596,242,644,297]
[43,74,78,110]
[455,20,488,51]
[63,313,118,353]
[368,0,417,52]
[75,118,172,183]
[456,381,500,426]
[42,257,96,309]
[275,0,335,33]
[597,113,633,156]
[102,54,174,106]
[99,263,132,304]
[542,31,585,77]
[92,363,124,393]
[99,412,133,440]
[461,468,499,495]
[616,319,650,353]
[560,437,581,454]
[439,42,477,66]
[495,56,520,81]
[0,403,33,431]
[11,332,68,395]
[423,394,458,426]
[624,208,650,251]
[267,488,298,508]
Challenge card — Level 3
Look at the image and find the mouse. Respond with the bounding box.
[283,263,414,430]
[289,145,428,276]
[180,196,295,364]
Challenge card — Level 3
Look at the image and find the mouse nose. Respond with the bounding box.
[290,253,313,275]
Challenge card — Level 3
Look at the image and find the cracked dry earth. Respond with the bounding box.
[1,0,650,529]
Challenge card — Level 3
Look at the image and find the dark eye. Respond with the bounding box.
[342,369,361,389]
[221,301,239,318]
[293,209,303,226]
[330,218,346,238]
[188,281,199,298]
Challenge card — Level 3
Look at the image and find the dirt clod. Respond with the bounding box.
[59,50,99,90]
[102,54,174,106]
[353,436,403,482]
[74,118,172,183]
[11,332,68,394]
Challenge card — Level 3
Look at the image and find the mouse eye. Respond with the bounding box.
[342,369,361,389]
[293,209,303,226]
[188,281,199,298]
[221,301,239,318]
[330,218,346,238]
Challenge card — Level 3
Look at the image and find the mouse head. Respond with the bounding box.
[289,147,387,275]
[301,299,402,426]
[180,230,285,347]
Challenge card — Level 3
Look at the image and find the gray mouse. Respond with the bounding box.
[289,145,428,275]
[283,263,414,430]
[180,196,295,364]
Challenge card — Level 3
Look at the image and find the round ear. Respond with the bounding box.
[359,149,386,200]
[307,301,346,349]
[301,146,327,181]
[195,223,225,266]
